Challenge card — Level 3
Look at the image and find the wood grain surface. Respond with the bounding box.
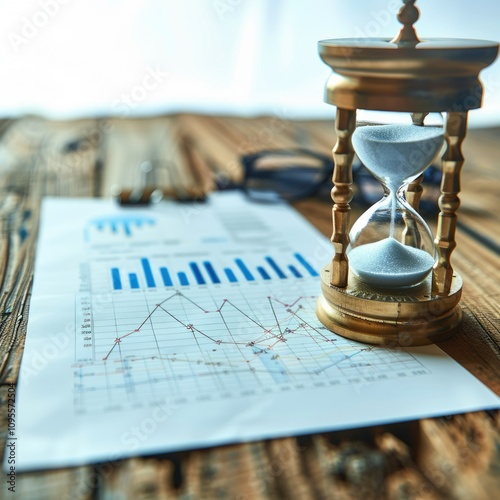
[0,116,498,500]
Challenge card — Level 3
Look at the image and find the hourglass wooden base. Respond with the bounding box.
[316,266,463,346]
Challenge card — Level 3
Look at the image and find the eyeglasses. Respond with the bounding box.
[109,148,442,212]
[241,148,333,203]
[241,148,442,213]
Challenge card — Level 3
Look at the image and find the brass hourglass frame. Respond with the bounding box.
[315,0,499,346]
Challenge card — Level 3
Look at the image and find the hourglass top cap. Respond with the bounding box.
[318,0,499,112]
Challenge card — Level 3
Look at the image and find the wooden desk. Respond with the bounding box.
[0,116,499,499]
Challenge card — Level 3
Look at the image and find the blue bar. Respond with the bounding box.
[189,262,206,285]
[129,273,139,289]
[224,268,237,283]
[160,267,173,286]
[257,266,271,280]
[288,265,302,278]
[265,256,286,279]
[203,261,221,284]
[294,253,319,277]
[111,268,122,290]
[141,258,156,287]
[178,272,189,286]
[235,259,255,281]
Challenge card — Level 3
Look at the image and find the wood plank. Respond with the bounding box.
[180,443,278,499]
[417,412,500,499]
[4,466,95,500]
[101,116,201,199]
[178,114,245,184]
[264,438,317,499]
[97,458,178,499]
[0,116,498,500]
[456,127,499,247]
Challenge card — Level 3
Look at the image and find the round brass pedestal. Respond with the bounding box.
[316,266,462,346]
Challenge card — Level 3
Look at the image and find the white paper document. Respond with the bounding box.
[10,192,499,471]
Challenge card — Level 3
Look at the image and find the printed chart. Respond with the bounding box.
[104,252,319,291]
[11,192,500,471]
[73,283,429,413]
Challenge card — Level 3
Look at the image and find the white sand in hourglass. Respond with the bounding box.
[349,123,444,288]
[348,238,435,287]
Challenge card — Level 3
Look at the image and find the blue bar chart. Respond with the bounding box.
[108,253,319,290]
[88,215,156,239]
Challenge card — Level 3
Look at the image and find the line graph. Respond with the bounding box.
[102,292,328,360]
[73,281,430,413]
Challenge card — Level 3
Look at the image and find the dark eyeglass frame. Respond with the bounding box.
[241,148,334,201]
[241,148,443,213]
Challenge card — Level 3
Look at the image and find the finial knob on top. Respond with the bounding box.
[391,0,421,46]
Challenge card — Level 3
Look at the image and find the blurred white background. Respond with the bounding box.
[2,0,499,126]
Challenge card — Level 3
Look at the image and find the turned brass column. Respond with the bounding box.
[330,108,356,288]
[433,112,468,296]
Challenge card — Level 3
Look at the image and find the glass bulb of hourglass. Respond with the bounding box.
[348,112,444,288]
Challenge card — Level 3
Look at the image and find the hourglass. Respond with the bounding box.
[348,112,443,289]
[315,0,498,345]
